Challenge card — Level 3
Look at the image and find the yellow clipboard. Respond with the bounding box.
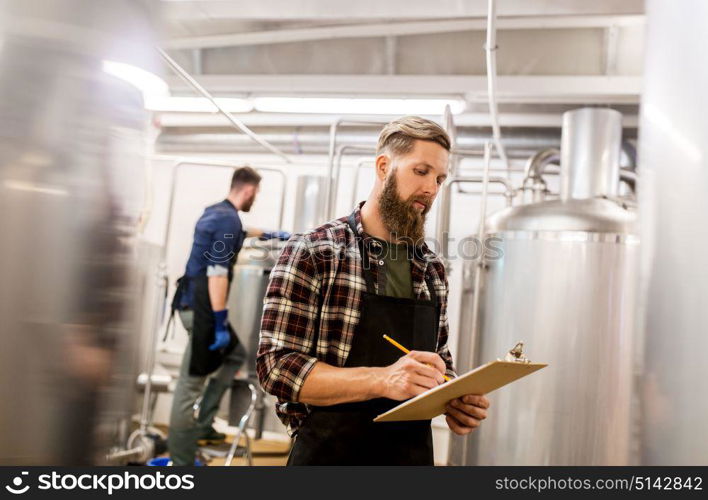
[373,360,547,422]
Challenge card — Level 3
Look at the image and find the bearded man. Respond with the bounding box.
[257,116,490,465]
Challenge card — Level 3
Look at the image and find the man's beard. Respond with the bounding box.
[378,171,431,245]
[240,193,255,212]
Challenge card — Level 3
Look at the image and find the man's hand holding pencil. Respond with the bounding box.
[379,334,490,436]
[376,349,449,400]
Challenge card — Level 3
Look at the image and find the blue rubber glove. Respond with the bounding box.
[209,309,230,351]
[260,230,291,241]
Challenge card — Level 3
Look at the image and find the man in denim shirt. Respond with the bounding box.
[168,166,289,465]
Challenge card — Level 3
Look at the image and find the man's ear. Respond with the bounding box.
[375,154,389,181]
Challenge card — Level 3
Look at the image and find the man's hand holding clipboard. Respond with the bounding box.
[374,340,547,425]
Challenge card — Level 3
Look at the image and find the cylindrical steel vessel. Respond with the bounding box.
[0,0,160,464]
[227,239,285,378]
[227,239,286,436]
[638,0,708,465]
[449,108,639,465]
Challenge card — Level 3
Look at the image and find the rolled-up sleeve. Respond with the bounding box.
[257,236,321,403]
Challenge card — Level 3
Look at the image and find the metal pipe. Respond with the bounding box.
[469,144,494,365]
[459,166,526,174]
[436,144,508,263]
[621,140,637,170]
[485,0,511,175]
[460,142,494,462]
[521,148,560,202]
[435,188,453,266]
[328,144,376,220]
[452,147,526,174]
[105,447,145,463]
[437,106,467,266]
[443,105,459,178]
[451,148,485,156]
[157,130,565,156]
[224,384,257,466]
[521,144,635,202]
[619,168,637,193]
[139,263,167,434]
[523,148,561,182]
[350,158,375,209]
[157,48,292,163]
[163,159,288,253]
[252,166,287,230]
[450,176,515,206]
[326,119,388,221]
[452,188,516,202]
[334,146,375,215]
[435,106,459,266]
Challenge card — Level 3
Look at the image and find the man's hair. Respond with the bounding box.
[230,166,262,190]
[376,116,451,156]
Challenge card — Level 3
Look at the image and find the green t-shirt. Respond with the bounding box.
[370,237,414,299]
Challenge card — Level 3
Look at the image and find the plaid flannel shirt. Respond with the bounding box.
[256,203,456,434]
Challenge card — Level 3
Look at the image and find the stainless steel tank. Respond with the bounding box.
[227,238,287,436]
[638,0,708,465]
[0,0,160,464]
[449,108,639,465]
[228,239,285,379]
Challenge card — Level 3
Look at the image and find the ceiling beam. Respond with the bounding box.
[156,111,639,129]
[162,0,644,21]
[163,15,644,50]
[167,75,641,103]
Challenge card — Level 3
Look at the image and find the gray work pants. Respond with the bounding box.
[167,310,247,466]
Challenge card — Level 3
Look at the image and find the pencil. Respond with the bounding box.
[382,334,451,382]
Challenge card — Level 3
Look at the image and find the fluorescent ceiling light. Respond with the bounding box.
[101,61,253,113]
[102,60,170,100]
[143,96,253,113]
[253,97,466,115]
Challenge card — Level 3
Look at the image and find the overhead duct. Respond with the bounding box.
[157,126,638,162]
[157,129,565,157]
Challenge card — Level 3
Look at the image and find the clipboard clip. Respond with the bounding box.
[500,341,531,364]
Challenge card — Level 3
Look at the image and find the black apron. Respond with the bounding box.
[170,274,239,377]
[188,274,238,376]
[287,212,440,465]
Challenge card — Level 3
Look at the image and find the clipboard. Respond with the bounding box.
[373,359,547,422]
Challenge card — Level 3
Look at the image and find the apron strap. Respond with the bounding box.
[347,211,377,294]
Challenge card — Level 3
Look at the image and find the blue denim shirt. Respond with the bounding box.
[180,199,245,308]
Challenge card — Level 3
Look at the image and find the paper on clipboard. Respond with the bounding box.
[373,360,547,422]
